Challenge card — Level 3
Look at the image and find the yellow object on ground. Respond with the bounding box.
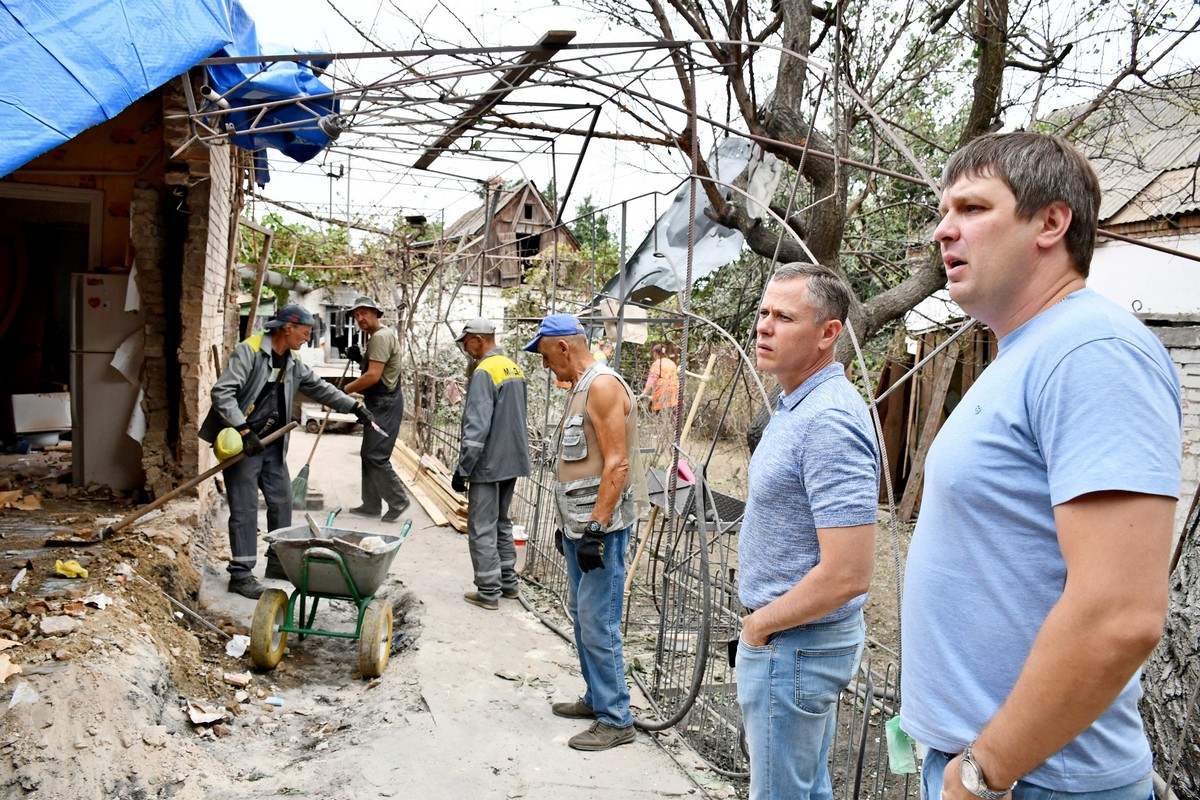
[54,559,89,579]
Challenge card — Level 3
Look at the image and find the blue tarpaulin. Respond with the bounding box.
[1,0,340,181]
[204,2,340,182]
[0,0,235,176]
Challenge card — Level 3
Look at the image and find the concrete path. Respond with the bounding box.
[198,427,726,799]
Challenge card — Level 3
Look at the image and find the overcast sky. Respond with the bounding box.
[234,0,682,245]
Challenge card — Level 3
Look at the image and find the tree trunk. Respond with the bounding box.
[1141,495,1200,799]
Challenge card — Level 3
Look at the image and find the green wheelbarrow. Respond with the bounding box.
[249,510,412,678]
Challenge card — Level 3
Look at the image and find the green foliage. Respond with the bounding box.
[688,250,773,349]
[238,212,358,294]
[570,195,613,252]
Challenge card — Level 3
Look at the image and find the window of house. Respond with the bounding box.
[523,203,533,219]
[517,233,541,261]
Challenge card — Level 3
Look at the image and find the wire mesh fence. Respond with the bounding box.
[412,406,917,799]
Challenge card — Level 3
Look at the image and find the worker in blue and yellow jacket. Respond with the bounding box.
[452,318,531,610]
[199,304,373,599]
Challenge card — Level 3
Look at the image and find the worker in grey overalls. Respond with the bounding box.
[452,317,532,610]
[343,296,410,523]
[200,304,372,599]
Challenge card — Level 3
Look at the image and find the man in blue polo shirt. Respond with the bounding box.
[737,262,880,800]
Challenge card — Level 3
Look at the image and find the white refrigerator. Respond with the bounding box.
[71,273,144,491]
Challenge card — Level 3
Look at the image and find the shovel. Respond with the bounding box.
[46,422,299,546]
[291,358,355,510]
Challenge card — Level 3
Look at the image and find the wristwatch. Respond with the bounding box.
[584,520,604,536]
[960,744,1016,800]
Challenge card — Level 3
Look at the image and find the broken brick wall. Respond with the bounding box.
[160,76,244,512]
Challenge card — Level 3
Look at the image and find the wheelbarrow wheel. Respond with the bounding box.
[250,589,290,669]
[358,598,392,678]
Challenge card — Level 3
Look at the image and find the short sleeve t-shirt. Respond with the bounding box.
[900,289,1181,792]
[365,325,401,392]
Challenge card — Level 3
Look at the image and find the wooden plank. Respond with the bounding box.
[897,339,960,522]
[391,441,465,527]
[960,332,977,395]
[876,357,910,501]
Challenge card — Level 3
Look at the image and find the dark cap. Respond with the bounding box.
[522,313,585,352]
[455,317,496,342]
[349,296,384,316]
[264,303,314,329]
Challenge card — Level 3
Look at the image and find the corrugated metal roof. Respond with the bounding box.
[1061,76,1200,224]
[1108,166,1200,224]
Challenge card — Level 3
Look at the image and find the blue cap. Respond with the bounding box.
[522,313,585,352]
[264,303,314,329]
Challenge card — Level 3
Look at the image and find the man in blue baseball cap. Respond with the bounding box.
[530,311,647,751]
[521,312,586,353]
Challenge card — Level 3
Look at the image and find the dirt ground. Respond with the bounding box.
[0,437,728,800]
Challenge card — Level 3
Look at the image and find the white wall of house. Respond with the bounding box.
[1091,234,1200,316]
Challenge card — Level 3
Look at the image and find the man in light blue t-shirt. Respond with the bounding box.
[901,133,1181,800]
[737,262,879,800]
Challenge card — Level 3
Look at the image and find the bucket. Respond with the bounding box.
[512,524,527,546]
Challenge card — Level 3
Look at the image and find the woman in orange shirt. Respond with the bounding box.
[643,343,679,413]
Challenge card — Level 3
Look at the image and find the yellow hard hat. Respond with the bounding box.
[214,427,243,461]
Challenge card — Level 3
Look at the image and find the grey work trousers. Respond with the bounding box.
[466,478,519,601]
[224,440,290,577]
[360,385,409,512]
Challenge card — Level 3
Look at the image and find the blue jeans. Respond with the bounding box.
[920,749,1152,800]
[562,526,633,728]
[736,609,865,800]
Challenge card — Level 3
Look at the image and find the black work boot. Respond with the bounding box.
[381,496,410,522]
[228,574,265,599]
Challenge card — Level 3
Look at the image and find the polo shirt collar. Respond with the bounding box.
[777,362,843,411]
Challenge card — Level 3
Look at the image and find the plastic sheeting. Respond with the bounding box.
[596,138,781,307]
[0,0,235,177]
[204,1,340,185]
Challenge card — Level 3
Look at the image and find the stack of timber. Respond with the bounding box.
[391,441,469,532]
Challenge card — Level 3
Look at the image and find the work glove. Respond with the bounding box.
[344,344,363,363]
[353,403,375,427]
[451,474,468,493]
[240,429,265,457]
[554,528,564,556]
[576,532,606,573]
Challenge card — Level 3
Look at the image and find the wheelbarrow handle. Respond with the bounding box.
[105,422,300,537]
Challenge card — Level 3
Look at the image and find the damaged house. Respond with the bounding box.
[0,0,339,516]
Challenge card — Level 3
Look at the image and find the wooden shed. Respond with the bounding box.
[872,321,999,522]
[436,180,581,287]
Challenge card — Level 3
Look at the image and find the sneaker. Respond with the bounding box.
[463,591,499,610]
[551,699,595,719]
[349,505,382,517]
[381,498,410,523]
[501,588,520,600]
[228,574,265,599]
[568,720,635,751]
